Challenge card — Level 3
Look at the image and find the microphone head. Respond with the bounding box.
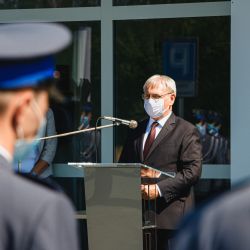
[129,120,138,129]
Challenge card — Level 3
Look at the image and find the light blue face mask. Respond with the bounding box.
[196,123,207,137]
[83,116,89,127]
[207,123,219,136]
[13,99,47,163]
[13,118,46,163]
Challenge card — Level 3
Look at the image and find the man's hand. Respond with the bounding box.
[141,168,161,178]
[32,160,49,175]
[141,184,159,200]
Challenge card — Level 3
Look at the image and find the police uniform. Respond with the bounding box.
[0,23,79,250]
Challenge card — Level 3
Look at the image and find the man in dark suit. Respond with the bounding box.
[119,74,202,250]
[0,23,79,250]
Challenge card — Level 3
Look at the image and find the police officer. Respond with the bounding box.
[0,23,79,250]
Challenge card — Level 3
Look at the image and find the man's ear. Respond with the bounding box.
[170,94,176,105]
[11,90,34,130]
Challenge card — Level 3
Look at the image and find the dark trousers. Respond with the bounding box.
[157,229,176,250]
[143,229,176,250]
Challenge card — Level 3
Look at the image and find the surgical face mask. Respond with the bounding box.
[80,116,89,127]
[13,100,46,163]
[14,119,46,163]
[83,116,89,127]
[196,123,206,137]
[207,123,219,136]
[144,98,166,118]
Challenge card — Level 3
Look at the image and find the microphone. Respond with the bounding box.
[102,116,138,129]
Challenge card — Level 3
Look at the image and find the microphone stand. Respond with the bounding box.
[37,120,123,164]
[37,122,121,140]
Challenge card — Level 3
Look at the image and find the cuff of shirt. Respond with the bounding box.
[156,184,162,197]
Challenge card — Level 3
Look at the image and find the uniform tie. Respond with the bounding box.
[143,121,158,159]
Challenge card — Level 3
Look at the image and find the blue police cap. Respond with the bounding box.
[0,23,71,90]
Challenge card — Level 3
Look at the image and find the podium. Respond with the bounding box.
[68,163,175,250]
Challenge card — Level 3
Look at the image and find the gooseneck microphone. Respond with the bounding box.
[37,116,138,141]
[102,116,138,129]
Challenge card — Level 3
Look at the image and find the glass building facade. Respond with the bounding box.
[0,1,231,249]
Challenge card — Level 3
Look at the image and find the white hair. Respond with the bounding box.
[143,74,177,95]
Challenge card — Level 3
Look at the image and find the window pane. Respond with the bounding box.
[0,0,100,9]
[113,0,230,6]
[114,16,230,165]
[51,21,101,164]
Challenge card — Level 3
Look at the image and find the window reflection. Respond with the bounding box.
[78,102,101,162]
[192,109,230,164]
[49,22,101,163]
[191,108,230,203]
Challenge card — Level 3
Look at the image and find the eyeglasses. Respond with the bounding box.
[141,92,173,100]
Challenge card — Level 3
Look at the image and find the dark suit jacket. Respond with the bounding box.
[0,155,79,250]
[119,113,202,229]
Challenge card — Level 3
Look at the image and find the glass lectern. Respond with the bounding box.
[68,162,175,250]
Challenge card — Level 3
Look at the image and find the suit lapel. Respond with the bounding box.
[144,113,176,161]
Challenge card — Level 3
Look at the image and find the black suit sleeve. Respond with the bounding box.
[157,127,202,202]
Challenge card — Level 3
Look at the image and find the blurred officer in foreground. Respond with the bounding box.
[173,179,250,250]
[0,23,79,250]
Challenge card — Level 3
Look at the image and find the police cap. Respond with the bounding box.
[0,23,71,90]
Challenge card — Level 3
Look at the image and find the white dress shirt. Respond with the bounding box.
[0,145,12,163]
[143,111,172,149]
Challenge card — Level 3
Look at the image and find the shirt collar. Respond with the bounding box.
[0,145,13,163]
[148,111,172,128]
